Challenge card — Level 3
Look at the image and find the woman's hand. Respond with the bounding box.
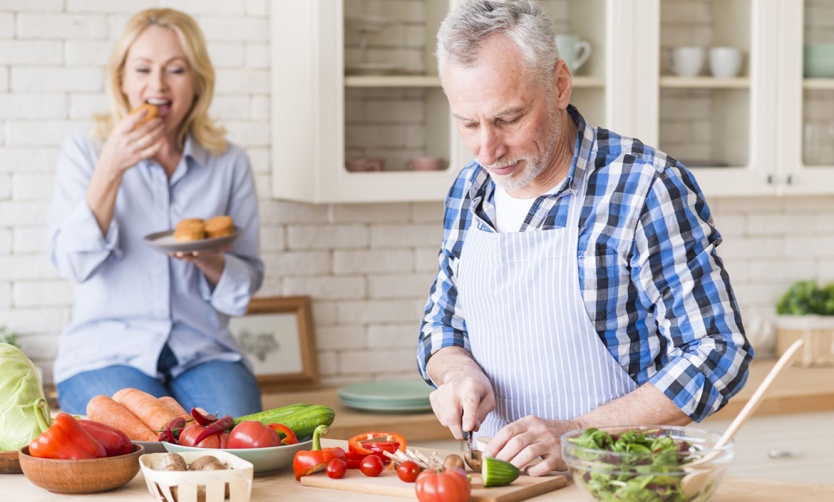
[171,246,229,287]
[86,109,165,236]
[97,108,165,178]
[483,416,582,476]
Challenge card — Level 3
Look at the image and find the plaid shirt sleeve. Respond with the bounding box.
[416,166,481,384]
[632,164,752,422]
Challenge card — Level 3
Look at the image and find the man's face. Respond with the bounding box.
[442,36,566,196]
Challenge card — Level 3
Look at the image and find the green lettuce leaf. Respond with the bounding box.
[0,343,51,451]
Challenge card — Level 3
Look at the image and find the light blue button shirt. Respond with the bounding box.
[49,132,264,384]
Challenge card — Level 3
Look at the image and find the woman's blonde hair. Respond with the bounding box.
[93,8,227,154]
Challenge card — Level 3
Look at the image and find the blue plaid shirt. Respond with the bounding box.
[418,106,753,422]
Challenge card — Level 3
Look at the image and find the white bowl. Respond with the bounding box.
[162,440,311,475]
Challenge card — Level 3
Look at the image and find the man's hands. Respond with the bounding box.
[482,416,581,476]
[426,346,495,440]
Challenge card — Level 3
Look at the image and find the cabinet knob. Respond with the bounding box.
[766,174,774,184]
[785,175,794,185]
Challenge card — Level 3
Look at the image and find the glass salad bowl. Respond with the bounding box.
[561,425,734,502]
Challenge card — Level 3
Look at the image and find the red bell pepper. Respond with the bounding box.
[292,425,345,481]
[269,423,299,445]
[347,431,407,456]
[77,420,133,457]
[28,413,107,460]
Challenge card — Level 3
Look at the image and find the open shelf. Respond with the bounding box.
[659,76,750,89]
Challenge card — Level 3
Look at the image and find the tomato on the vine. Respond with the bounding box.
[396,460,422,483]
[359,454,384,477]
[414,467,470,502]
[326,458,347,479]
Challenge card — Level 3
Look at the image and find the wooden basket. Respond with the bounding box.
[139,451,253,502]
[775,315,834,367]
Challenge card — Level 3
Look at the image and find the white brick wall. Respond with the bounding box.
[0,0,833,391]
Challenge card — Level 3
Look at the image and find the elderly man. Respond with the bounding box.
[418,0,752,475]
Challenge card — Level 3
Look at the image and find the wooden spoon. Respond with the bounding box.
[681,339,804,499]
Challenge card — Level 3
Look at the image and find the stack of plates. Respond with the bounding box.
[337,380,433,413]
[804,44,834,78]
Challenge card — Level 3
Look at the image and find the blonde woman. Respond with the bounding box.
[49,8,264,417]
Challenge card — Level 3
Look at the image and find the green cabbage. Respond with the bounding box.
[0,343,51,451]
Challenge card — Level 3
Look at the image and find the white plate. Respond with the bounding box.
[162,439,311,475]
[143,227,241,254]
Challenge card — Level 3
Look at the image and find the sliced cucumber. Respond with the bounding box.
[481,457,520,487]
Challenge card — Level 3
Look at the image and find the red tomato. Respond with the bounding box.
[396,460,422,483]
[359,454,384,477]
[348,432,407,456]
[227,421,281,449]
[326,458,347,479]
[178,423,229,448]
[415,467,470,502]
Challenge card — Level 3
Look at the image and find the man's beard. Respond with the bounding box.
[485,116,561,192]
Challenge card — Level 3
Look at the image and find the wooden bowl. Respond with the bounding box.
[18,443,143,493]
[0,449,22,474]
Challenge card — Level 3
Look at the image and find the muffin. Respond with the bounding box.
[173,218,205,242]
[203,216,234,238]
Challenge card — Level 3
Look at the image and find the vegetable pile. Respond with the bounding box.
[566,428,696,502]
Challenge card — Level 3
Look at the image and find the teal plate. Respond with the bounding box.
[337,380,433,413]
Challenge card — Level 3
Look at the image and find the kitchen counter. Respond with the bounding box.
[261,359,834,442]
[8,439,834,501]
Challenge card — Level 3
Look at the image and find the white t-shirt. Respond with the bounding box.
[493,184,559,233]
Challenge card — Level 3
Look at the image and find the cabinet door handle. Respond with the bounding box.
[766,174,774,184]
[785,175,793,185]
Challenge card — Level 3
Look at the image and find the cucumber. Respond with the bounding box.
[233,403,335,440]
[481,457,520,487]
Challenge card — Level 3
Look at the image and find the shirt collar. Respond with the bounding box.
[182,133,210,169]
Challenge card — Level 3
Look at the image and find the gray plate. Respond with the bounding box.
[143,227,241,254]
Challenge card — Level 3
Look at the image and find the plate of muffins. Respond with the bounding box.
[143,215,240,254]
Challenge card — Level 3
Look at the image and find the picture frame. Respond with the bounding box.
[229,296,320,392]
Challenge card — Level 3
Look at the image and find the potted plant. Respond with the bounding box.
[0,325,19,348]
[775,280,834,366]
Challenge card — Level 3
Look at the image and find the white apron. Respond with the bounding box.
[457,172,638,439]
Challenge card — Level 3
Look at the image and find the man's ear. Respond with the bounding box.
[554,59,572,109]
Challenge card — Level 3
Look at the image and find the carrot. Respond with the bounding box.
[112,388,179,432]
[86,395,158,442]
[159,396,191,421]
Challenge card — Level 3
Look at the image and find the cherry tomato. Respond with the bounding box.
[396,460,422,483]
[326,458,347,479]
[360,454,384,477]
[415,467,470,502]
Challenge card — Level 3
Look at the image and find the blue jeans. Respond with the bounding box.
[57,345,262,418]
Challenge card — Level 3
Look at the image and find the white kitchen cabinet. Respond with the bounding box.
[270,0,624,204]
[270,0,834,203]
[632,0,834,198]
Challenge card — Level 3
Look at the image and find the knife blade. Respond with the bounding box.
[462,430,474,457]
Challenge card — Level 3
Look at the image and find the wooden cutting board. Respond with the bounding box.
[300,469,567,502]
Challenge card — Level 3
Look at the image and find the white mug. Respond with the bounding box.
[709,47,743,78]
[672,46,705,77]
[555,34,591,73]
